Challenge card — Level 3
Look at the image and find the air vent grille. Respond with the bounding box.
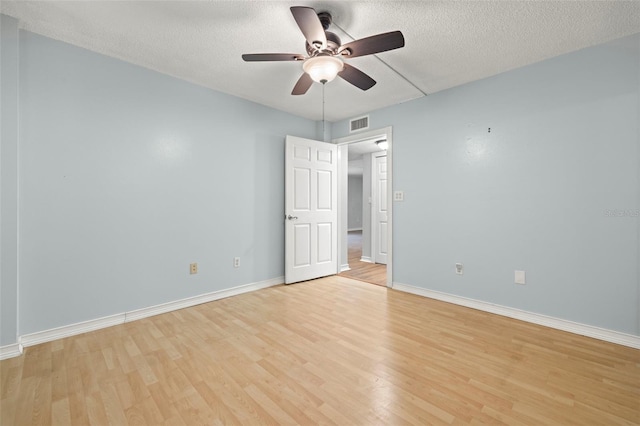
[349,116,369,133]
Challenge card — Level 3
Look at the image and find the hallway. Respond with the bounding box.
[338,231,387,286]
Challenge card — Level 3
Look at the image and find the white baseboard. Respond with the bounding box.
[125,276,283,323]
[0,343,23,360]
[17,276,284,353]
[360,256,373,263]
[340,263,351,272]
[392,282,640,349]
[348,228,363,232]
[20,313,127,348]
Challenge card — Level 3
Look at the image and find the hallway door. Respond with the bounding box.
[372,152,388,264]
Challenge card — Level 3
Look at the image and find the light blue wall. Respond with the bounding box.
[333,34,640,335]
[348,175,363,230]
[3,19,638,344]
[14,30,316,335]
[1,15,20,346]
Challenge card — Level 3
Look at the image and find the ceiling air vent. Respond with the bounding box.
[349,116,369,133]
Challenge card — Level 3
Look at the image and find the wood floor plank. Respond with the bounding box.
[51,397,71,426]
[99,382,128,426]
[1,276,639,425]
[13,376,37,425]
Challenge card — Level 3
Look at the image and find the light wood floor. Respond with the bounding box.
[338,231,387,286]
[1,276,639,425]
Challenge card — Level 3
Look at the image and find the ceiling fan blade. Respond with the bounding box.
[290,6,327,50]
[292,73,314,95]
[339,31,405,58]
[338,63,376,91]
[242,53,305,62]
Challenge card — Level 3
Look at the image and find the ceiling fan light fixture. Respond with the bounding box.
[302,56,344,83]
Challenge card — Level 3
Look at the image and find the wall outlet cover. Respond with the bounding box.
[455,263,463,275]
[515,270,526,285]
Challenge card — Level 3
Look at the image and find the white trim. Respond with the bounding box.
[125,276,283,323]
[18,277,283,350]
[20,313,126,348]
[334,126,393,288]
[0,343,23,360]
[339,264,351,273]
[392,282,640,349]
[360,256,373,263]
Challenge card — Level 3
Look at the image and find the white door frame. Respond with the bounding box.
[334,126,393,288]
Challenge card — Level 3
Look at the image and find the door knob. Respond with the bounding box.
[287,215,298,220]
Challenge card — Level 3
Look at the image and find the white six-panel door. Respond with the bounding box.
[372,152,388,264]
[285,135,337,284]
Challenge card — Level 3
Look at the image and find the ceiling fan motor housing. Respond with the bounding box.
[306,31,342,56]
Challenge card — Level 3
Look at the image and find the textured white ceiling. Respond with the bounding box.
[3,1,640,122]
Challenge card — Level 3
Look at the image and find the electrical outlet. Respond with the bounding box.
[394,191,404,201]
[234,257,240,268]
[515,270,526,285]
[190,263,198,275]
[455,263,463,275]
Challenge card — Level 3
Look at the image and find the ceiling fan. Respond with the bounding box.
[242,6,405,95]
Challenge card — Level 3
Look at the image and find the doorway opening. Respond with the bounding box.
[340,229,387,286]
[334,127,393,288]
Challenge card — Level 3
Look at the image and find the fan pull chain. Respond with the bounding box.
[322,82,325,139]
